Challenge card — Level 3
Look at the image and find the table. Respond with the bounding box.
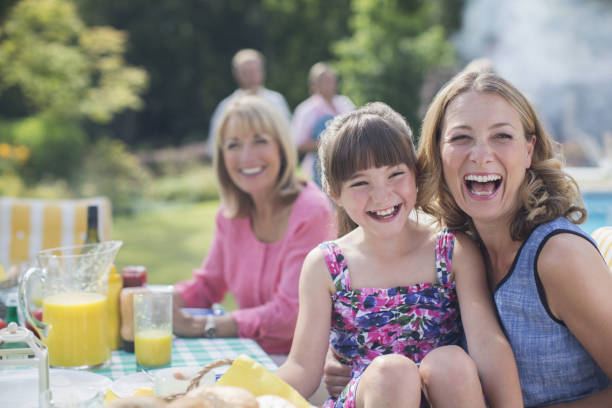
[0,336,278,406]
[93,337,277,380]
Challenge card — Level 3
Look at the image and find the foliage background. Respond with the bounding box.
[70,0,464,147]
[0,0,466,284]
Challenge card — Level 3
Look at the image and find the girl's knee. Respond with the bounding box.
[420,345,479,383]
[366,354,420,384]
[357,355,422,405]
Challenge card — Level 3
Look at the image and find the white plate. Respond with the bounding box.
[109,371,152,398]
[0,368,111,408]
[50,369,111,407]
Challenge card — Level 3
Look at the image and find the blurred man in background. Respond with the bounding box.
[206,49,291,158]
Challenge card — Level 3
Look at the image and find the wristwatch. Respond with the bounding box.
[204,316,216,338]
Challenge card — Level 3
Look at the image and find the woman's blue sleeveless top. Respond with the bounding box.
[493,217,610,407]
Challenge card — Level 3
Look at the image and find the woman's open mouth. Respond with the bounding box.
[367,204,401,220]
[464,174,502,198]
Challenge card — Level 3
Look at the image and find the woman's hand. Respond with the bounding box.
[172,290,206,337]
[323,346,352,398]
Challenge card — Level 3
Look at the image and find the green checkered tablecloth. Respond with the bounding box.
[93,337,277,380]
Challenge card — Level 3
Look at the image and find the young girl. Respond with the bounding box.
[275,102,522,407]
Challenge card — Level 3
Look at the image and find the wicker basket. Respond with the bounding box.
[163,358,234,402]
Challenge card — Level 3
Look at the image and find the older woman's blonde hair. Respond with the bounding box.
[214,95,300,218]
[417,70,586,241]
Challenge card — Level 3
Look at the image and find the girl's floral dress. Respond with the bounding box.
[321,229,462,408]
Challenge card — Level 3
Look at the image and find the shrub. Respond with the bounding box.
[77,137,151,214]
[10,115,86,183]
[144,163,219,203]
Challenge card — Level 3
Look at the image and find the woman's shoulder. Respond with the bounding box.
[215,205,250,231]
[538,230,601,275]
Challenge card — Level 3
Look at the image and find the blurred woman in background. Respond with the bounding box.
[291,62,355,187]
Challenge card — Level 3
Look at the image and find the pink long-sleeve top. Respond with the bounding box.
[175,182,334,354]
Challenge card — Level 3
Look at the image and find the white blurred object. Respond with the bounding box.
[0,325,110,407]
[0,322,50,407]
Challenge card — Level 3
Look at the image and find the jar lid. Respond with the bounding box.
[121,266,147,287]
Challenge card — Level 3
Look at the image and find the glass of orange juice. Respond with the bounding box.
[134,288,173,368]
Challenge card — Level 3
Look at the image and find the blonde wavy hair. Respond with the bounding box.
[214,95,301,218]
[417,70,586,241]
[319,102,417,237]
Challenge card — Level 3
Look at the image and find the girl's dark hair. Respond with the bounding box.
[318,102,417,236]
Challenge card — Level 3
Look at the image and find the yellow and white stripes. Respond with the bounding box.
[592,226,612,271]
[0,196,112,269]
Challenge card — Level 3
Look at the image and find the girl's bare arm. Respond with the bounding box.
[454,232,523,407]
[275,248,334,398]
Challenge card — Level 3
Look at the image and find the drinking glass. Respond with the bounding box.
[133,288,173,368]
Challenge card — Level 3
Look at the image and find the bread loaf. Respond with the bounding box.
[107,395,168,408]
[166,396,211,408]
[185,384,258,408]
[256,395,299,408]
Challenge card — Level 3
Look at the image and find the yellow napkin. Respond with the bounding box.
[217,355,311,408]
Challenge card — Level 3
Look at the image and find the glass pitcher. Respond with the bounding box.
[19,241,122,369]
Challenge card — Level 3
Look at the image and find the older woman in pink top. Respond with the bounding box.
[173,95,334,360]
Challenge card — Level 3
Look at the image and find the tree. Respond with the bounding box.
[332,0,462,133]
[0,0,148,123]
[77,0,268,147]
[0,0,149,188]
[76,0,351,147]
[74,0,463,148]
[260,0,352,108]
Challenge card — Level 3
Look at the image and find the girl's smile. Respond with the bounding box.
[367,204,402,220]
[335,163,416,236]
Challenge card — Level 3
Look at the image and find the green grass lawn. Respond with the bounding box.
[112,200,237,310]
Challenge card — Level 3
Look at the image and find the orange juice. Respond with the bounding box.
[135,329,172,367]
[42,291,110,367]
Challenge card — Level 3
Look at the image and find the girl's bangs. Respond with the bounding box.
[330,120,414,185]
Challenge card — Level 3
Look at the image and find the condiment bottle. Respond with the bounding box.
[107,265,123,350]
[119,266,148,353]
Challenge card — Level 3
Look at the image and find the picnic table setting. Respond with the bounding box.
[0,239,312,408]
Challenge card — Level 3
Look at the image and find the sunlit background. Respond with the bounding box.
[1,0,611,283]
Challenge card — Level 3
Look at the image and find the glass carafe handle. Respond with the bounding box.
[18,266,49,338]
